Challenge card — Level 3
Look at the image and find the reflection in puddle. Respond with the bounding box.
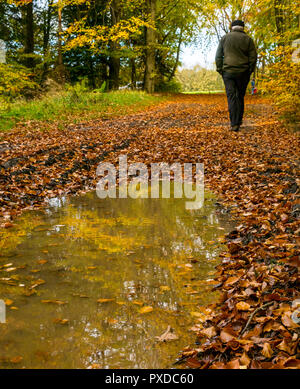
[0,190,233,368]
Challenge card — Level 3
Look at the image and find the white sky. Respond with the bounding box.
[179,44,218,70]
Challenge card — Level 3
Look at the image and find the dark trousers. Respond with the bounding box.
[222,71,250,127]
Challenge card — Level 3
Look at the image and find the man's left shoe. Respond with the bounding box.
[231,125,240,132]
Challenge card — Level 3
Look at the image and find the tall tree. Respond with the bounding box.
[108,0,120,90]
[145,0,156,93]
[57,1,65,82]
[22,0,34,68]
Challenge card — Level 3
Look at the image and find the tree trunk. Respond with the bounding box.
[108,55,120,90]
[274,0,284,45]
[57,6,65,84]
[168,27,183,81]
[108,1,120,90]
[131,58,136,88]
[145,0,156,93]
[42,0,53,82]
[23,1,34,68]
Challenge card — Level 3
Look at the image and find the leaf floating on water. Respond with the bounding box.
[23,289,36,297]
[41,300,67,305]
[189,324,203,332]
[190,311,203,318]
[97,298,114,303]
[186,290,199,295]
[139,306,153,314]
[53,318,69,325]
[10,356,23,364]
[159,286,170,292]
[30,279,46,289]
[5,267,16,272]
[107,318,118,325]
[72,293,89,298]
[87,266,97,270]
[155,326,179,342]
[87,364,102,369]
[37,260,48,265]
[5,299,13,306]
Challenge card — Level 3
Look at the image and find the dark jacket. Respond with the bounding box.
[215,30,257,74]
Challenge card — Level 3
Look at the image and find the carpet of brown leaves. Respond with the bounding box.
[0,94,299,369]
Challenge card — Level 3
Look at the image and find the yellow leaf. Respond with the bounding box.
[159,286,170,291]
[53,318,69,325]
[236,302,251,311]
[132,301,143,306]
[139,306,153,314]
[41,300,66,305]
[190,311,203,318]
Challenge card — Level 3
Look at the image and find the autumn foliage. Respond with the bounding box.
[260,47,300,122]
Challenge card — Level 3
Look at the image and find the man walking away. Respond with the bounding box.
[215,20,257,132]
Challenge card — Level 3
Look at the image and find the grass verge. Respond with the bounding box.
[0,90,164,132]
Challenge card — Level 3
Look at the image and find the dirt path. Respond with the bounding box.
[0,94,292,221]
[0,94,299,368]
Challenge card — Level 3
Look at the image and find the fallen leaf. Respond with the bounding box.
[37,260,48,265]
[41,300,66,305]
[139,306,153,314]
[236,301,251,311]
[97,298,114,303]
[261,342,273,358]
[53,318,69,325]
[10,356,23,363]
[199,326,217,338]
[239,352,251,367]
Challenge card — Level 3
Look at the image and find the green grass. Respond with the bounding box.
[0,90,164,132]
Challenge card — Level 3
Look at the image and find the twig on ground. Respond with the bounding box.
[239,302,274,338]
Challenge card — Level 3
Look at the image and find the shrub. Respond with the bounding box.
[155,78,182,93]
[260,47,300,122]
[0,63,38,101]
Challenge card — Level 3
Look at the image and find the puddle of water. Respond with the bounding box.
[0,189,233,369]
